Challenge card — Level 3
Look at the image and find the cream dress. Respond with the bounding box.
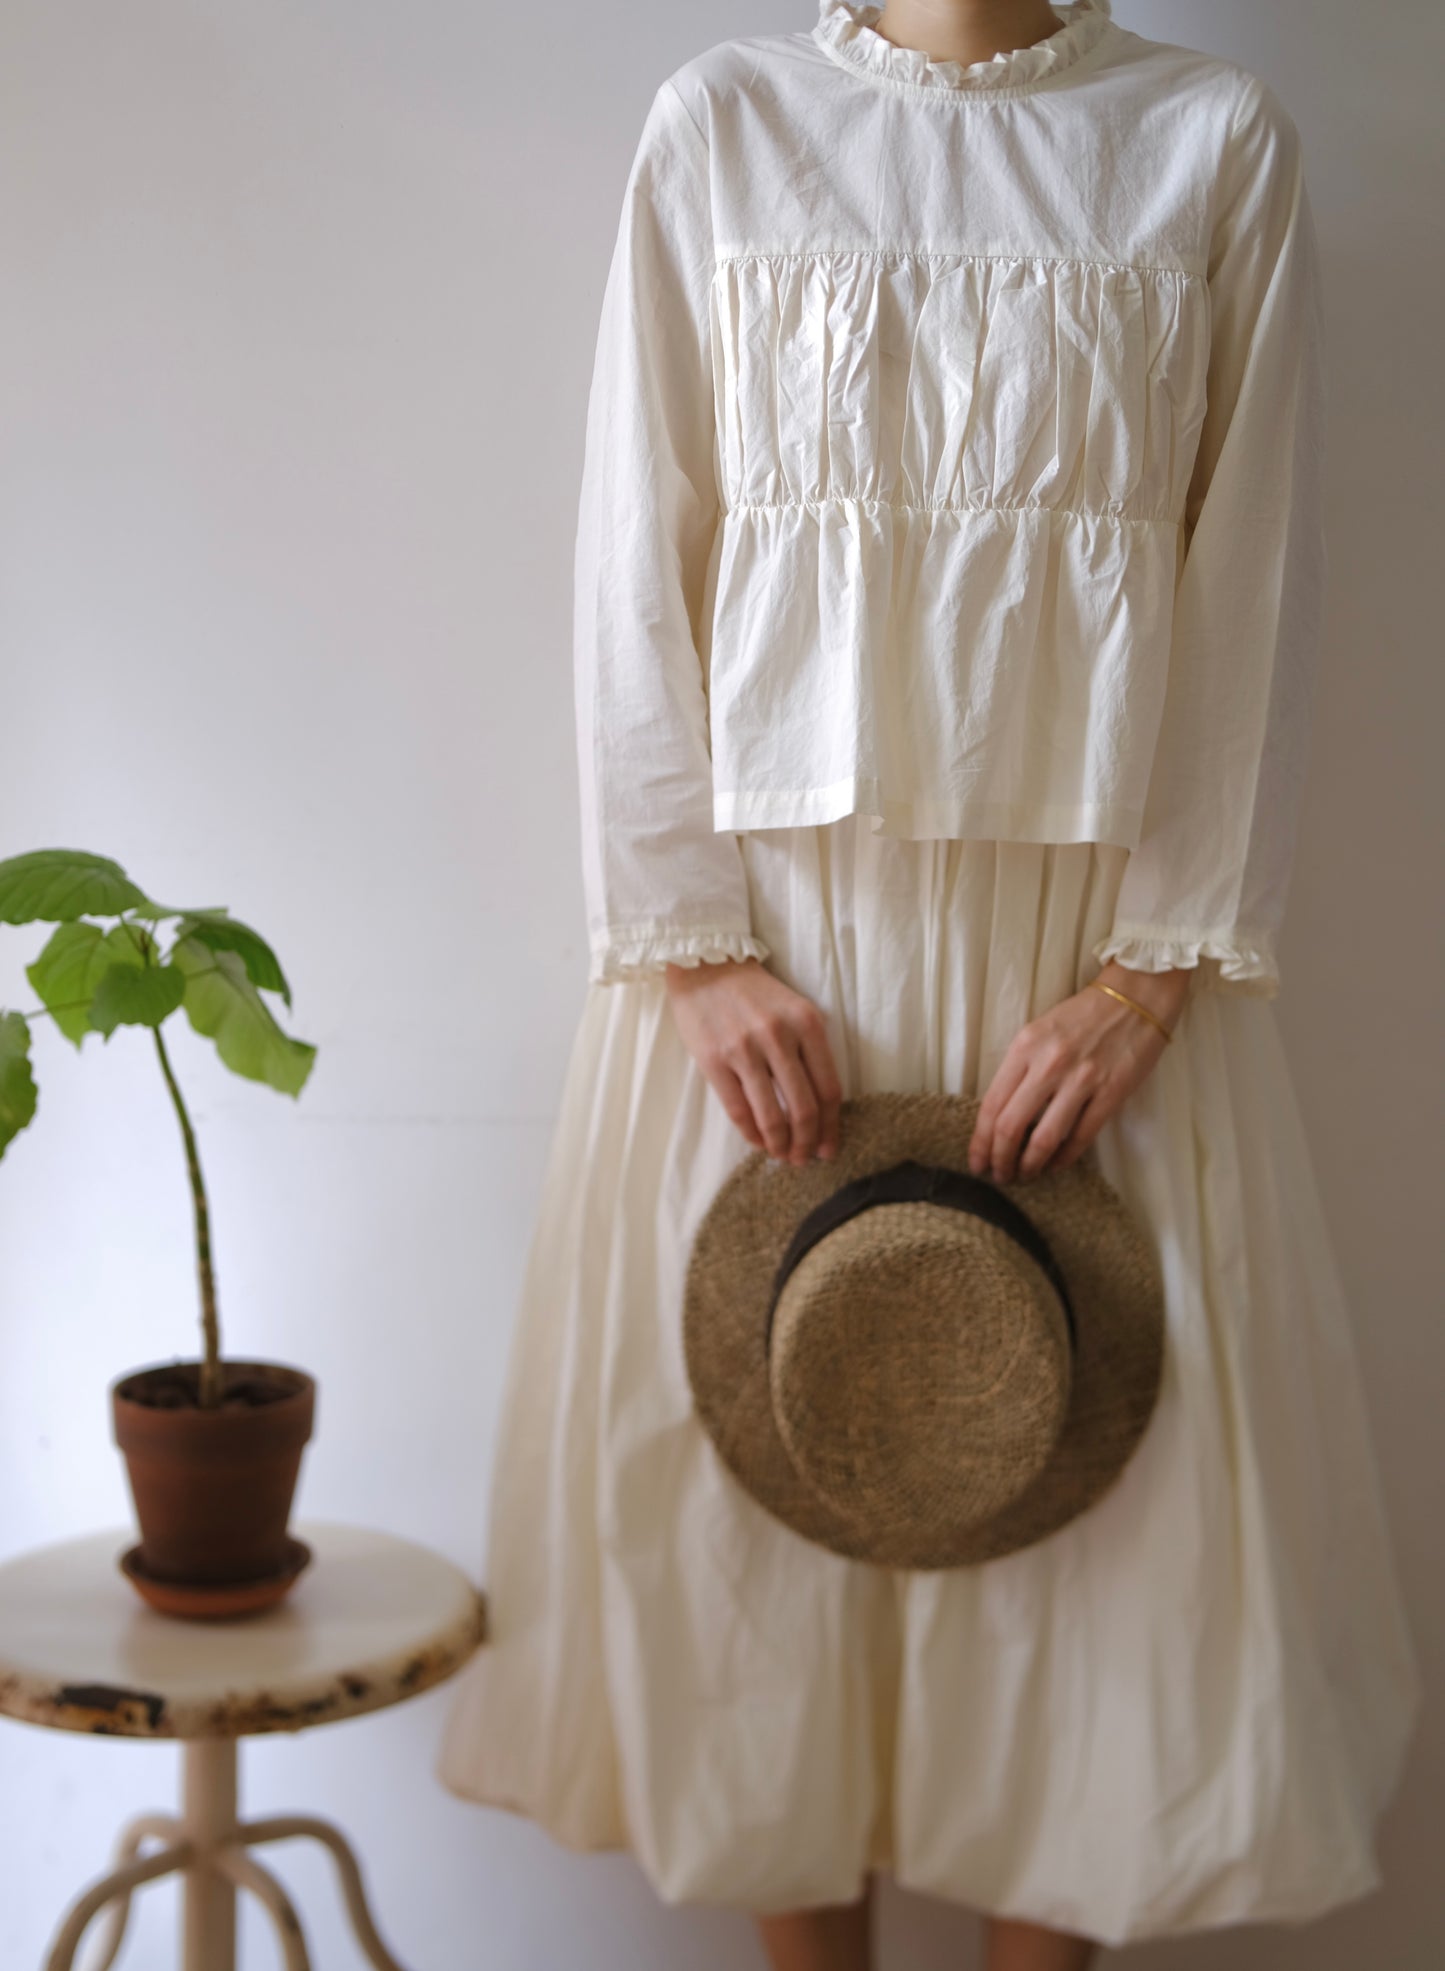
[436,2,1422,1946]
[436,823,1420,1945]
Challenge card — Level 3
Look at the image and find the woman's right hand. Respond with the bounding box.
[662,956,841,1166]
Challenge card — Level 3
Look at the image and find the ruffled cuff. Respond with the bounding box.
[1090,923,1280,1001]
[588,923,772,986]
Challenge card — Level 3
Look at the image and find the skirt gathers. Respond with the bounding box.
[435,817,1421,1948]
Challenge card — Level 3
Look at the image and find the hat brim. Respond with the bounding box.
[682,1089,1165,1569]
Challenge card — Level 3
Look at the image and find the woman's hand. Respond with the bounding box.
[663,956,842,1166]
[967,961,1192,1184]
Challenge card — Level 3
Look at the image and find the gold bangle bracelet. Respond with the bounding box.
[1088,976,1175,1044]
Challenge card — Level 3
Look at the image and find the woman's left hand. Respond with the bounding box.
[967,961,1192,1184]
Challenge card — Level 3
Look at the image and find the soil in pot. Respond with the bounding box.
[112,1359,316,1587]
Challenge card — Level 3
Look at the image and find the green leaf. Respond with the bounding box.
[26,921,147,1046]
[0,850,152,925]
[171,912,292,1007]
[0,1011,38,1158]
[88,959,188,1037]
[172,937,316,1096]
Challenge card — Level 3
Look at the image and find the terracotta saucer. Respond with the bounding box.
[118,1536,313,1620]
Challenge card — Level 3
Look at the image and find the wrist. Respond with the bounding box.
[1094,957,1192,1027]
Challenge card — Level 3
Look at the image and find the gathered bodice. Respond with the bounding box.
[714,247,1206,522]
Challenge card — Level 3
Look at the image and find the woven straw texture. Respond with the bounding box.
[683,1088,1165,1568]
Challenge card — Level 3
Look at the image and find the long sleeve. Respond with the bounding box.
[574,79,771,986]
[1091,76,1327,1001]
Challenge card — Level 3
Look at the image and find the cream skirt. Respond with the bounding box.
[435,817,1421,1947]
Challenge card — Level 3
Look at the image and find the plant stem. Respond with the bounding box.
[153,1025,223,1409]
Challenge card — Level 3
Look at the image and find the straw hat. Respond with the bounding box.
[682,1090,1165,1570]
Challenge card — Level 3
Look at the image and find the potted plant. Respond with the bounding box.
[0,848,319,1615]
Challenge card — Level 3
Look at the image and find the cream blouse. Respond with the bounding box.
[574,0,1326,995]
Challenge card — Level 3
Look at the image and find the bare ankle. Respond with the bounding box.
[752,1876,874,1971]
[983,1910,1101,1971]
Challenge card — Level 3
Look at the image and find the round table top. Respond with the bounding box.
[0,1520,487,1741]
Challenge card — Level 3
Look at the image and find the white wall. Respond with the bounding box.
[0,3,1439,1965]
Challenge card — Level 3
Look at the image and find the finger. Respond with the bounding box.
[733,1042,793,1160]
[766,1031,822,1165]
[796,1007,842,1159]
[706,1062,765,1152]
[1017,1071,1097,1180]
[987,1068,1059,1184]
[967,1048,1030,1174]
[1051,1089,1113,1170]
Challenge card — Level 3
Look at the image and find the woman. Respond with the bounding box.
[437,3,1422,1965]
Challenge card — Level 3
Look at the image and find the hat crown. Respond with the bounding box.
[770,1204,1075,1542]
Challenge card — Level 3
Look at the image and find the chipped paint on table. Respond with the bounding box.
[0,1520,488,1741]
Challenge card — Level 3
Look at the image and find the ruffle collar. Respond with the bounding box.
[812,0,1116,96]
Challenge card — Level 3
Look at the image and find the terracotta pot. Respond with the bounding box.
[111,1359,316,1585]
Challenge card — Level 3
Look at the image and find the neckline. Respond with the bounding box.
[811,0,1117,97]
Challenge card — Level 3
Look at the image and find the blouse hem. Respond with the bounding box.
[714,783,1142,847]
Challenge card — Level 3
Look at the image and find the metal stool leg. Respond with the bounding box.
[210,1847,312,1971]
[44,1738,410,1971]
[76,1816,185,1971]
[240,1815,410,1971]
[43,1841,193,1971]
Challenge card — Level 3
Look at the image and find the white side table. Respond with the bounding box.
[0,1519,488,1971]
